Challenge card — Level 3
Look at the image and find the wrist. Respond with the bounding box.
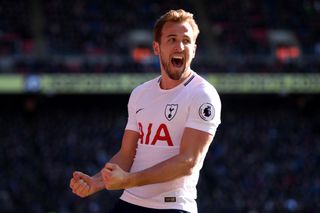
[93,174,106,191]
[125,172,137,189]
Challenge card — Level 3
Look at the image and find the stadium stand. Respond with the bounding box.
[0,0,320,73]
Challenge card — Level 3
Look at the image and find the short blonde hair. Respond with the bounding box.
[153,9,200,43]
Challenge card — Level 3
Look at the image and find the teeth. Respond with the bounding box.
[172,56,183,59]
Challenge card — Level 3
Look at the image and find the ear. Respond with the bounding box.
[192,43,197,59]
[153,41,160,55]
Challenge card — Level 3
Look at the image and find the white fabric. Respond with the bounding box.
[121,71,221,212]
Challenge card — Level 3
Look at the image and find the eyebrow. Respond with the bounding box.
[166,34,177,38]
[166,34,191,39]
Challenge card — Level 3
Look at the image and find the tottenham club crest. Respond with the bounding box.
[199,103,215,121]
[165,104,178,121]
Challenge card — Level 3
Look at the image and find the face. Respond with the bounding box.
[153,21,197,80]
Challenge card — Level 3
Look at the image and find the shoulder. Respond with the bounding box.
[132,75,160,92]
[129,75,160,99]
[185,72,222,132]
[189,72,220,101]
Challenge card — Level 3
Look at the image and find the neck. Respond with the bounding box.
[160,69,192,90]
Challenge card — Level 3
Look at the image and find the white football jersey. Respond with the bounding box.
[120,71,221,212]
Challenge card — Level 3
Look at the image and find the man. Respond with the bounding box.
[70,9,221,213]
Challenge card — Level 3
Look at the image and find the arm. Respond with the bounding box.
[108,130,139,171]
[102,127,213,190]
[70,130,139,197]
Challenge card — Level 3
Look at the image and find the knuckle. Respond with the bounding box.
[105,184,110,190]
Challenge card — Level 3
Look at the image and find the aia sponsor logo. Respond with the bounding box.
[138,122,173,146]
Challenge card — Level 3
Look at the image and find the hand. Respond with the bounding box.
[69,171,104,198]
[101,163,131,190]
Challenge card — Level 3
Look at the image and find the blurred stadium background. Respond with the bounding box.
[0,0,319,212]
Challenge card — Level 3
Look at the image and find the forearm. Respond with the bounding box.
[108,130,138,172]
[108,150,135,172]
[92,172,105,192]
[126,128,213,188]
[127,153,195,188]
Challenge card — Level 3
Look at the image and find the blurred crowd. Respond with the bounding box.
[0,94,319,212]
[1,0,320,73]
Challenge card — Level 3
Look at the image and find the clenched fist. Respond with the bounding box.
[69,171,104,198]
[101,163,132,190]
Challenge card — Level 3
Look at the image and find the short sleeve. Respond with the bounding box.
[185,85,221,136]
[125,89,139,132]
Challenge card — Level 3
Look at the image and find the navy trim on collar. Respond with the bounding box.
[184,74,195,86]
[158,73,195,86]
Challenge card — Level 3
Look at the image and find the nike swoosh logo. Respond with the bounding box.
[136,108,144,114]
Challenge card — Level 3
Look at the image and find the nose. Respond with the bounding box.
[174,42,184,52]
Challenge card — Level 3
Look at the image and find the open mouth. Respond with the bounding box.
[171,56,184,68]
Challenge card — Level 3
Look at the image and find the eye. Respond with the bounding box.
[168,37,176,43]
[183,38,191,44]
